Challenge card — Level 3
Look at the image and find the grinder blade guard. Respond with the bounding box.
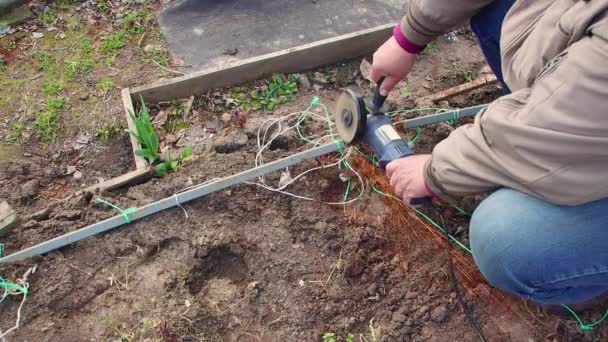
[334,88,414,168]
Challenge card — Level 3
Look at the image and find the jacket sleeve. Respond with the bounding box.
[400,0,495,46]
[424,30,608,205]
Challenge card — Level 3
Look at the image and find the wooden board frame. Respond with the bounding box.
[130,24,394,103]
[88,24,395,192]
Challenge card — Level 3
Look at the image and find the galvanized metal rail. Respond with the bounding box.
[0,104,488,264]
[0,142,341,264]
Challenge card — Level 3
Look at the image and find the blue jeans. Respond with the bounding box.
[468,1,608,305]
[470,0,514,93]
[471,189,608,304]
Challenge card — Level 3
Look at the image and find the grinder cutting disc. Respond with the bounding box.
[334,89,366,144]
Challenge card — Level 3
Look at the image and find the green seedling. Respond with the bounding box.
[35,97,65,143]
[120,11,143,35]
[95,123,122,140]
[64,58,93,78]
[33,51,56,73]
[79,35,94,54]
[127,98,194,176]
[143,46,170,66]
[97,76,114,93]
[323,333,336,342]
[249,74,298,111]
[38,9,57,24]
[102,31,128,52]
[34,108,62,142]
[448,63,473,82]
[6,119,27,143]
[42,77,63,95]
[102,313,133,341]
[155,143,192,176]
[423,40,439,54]
[166,119,192,133]
[400,86,409,95]
[96,0,109,11]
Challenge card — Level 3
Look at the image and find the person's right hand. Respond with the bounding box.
[371,37,417,96]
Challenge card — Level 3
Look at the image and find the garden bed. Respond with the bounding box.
[1,23,605,342]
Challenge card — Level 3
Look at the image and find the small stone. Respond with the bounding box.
[55,210,82,221]
[405,291,417,300]
[299,74,311,90]
[206,116,220,133]
[23,220,41,230]
[21,179,39,199]
[0,201,18,237]
[73,171,83,180]
[66,166,77,175]
[391,311,407,323]
[79,92,90,101]
[143,44,160,53]
[430,305,448,323]
[30,206,53,221]
[220,112,232,123]
[32,32,44,39]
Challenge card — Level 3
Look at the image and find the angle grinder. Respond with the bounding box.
[334,79,431,206]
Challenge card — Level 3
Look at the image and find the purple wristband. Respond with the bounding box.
[393,24,425,54]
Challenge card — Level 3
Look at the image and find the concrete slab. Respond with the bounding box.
[160,0,405,71]
[0,4,32,27]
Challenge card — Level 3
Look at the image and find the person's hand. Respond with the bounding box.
[386,154,432,204]
[371,37,417,95]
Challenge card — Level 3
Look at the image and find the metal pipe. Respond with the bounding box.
[0,142,341,264]
[398,104,488,128]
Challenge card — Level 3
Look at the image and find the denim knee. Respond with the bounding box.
[469,189,538,298]
[469,189,608,304]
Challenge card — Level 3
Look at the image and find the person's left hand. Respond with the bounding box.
[386,154,432,204]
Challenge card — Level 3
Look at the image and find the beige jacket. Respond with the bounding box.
[401,0,608,205]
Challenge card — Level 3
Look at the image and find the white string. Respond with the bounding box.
[174,193,189,220]
[0,266,36,342]
[171,178,223,219]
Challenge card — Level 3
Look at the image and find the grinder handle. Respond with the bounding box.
[372,77,388,113]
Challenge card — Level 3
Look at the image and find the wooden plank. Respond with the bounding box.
[130,24,394,103]
[122,88,148,170]
[84,167,153,193]
[423,74,498,103]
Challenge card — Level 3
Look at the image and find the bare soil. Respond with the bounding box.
[1,5,606,342]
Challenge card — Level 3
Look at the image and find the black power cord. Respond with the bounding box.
[427,204,487,342]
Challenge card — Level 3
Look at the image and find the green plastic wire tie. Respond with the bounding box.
[561,304,608,331]
[343,178,352,202]
[310,96,321,106]
[447,110,459,125]
[96,198,137,224]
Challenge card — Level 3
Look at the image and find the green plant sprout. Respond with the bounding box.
[423,40,439,54]
[96,123,123,140]
[249,74,299,111]
[97,76,114,94]
[127,98,193,176]
[322,332,336,342]
[35,97,65,142]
